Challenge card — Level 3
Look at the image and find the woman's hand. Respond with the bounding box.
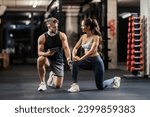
[73,56,81,61]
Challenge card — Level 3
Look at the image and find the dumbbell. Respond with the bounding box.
[131,43,142,49]
[131,54,143,60]
[131,16,140,21]
[128,17,131,21]
[131,27,141,32]
[132,32,142,37]
[131,38,142,43]
[130,66,144,72]
[131,22,140,26]
[128,33,132,38]
[131,49,142,54]
[128,37,142,44]
[131,60,144,66]
[127,55,131,60]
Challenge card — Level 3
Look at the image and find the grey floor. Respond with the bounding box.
[0,65,150,100]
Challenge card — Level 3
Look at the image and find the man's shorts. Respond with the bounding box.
[49,61,64,77]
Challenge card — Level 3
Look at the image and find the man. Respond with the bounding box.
[37,17,71,91]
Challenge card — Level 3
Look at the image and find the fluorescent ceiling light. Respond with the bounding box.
[91,0,101,3]
[0,5,7,16]
[32,0,38,8]
[122,13,131,19]
[119,12,132,19]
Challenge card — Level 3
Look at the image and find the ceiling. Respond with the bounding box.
[118,0,140,7]
[0,0,140,24]
[0,0,140,39]
[0,0,140,12]
[0,0,51,11]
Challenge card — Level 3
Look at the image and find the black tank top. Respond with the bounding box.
[44,31,64,63]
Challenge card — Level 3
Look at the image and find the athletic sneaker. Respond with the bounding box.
[113,76,121,88]
[68,83,80,92]
[47,71,55,87]
[38,82,47,91]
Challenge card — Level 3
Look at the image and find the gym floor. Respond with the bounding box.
[0,65,150,100]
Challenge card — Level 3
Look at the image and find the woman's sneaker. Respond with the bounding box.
[113,76,121,88]
[68,83,80,92]
[47,71,55,87]
[38,82,47,91]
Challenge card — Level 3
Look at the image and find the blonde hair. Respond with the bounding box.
[44,17,59,24]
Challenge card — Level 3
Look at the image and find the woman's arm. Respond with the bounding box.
[72,35,83,61]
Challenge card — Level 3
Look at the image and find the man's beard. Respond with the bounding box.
[51,30,57,34]
[48,29,58,35]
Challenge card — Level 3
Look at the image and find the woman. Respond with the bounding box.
[68,18,121,92]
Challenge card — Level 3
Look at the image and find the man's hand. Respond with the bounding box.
[67,58,72,69]
[45,49,56,56]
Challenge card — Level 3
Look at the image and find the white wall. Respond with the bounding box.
[107,0,117,69]
[140,0,150,75]
[65,9,79,51]
[65,13,78,34]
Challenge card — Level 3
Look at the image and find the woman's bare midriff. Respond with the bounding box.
[84,51,99,57]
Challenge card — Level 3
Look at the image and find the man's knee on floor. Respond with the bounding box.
[55,85,61,89]
[55,79,63,89]
[55,77,63,89]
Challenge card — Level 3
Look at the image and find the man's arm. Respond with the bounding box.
[38,34,55,57]
[59,32,71,65]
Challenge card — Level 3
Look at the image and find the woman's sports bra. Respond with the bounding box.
[81,38,93,51]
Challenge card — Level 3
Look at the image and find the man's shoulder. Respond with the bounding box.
[59,31,65,35]
[59,31,67,38]
[38,33,46,41]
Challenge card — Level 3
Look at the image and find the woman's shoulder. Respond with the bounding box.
[93,35,100,39]
[92,35,102,42]
[79,34,87,40]
[81,34,87,38]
